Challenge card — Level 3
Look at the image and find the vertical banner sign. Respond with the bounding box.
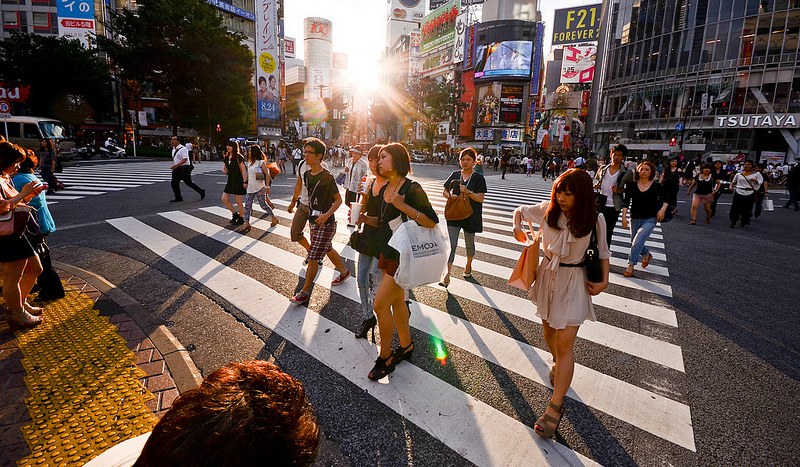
[57,0,94,48]
[256,0,280,120]
[500,84,524,123]
[459,71,475,136]
[580,90,590,116]
[463,23,476,70]
[409,30,421,77]
[530,22,544,95]
[452,11,467,65]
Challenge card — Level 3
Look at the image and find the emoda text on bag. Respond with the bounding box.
[411,241,439,258]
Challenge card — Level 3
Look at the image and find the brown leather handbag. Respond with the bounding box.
[444,178,473,221]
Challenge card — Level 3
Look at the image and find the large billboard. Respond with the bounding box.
[452,11,468,65]
[420,0,461,54]
[500,84,524,123]
[552,4,602,45]
[388,0,426,21]
[57,0,94,48]
[561,45,596,83]
[473,41,532,79]
[256,0,280,121]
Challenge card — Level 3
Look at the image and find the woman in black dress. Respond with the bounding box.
[659,157,682,215]
[221,141,247,225]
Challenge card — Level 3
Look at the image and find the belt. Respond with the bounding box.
[544,256,583,267]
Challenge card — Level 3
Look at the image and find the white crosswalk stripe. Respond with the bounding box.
[43,160,218,203]
[106,174,696,464]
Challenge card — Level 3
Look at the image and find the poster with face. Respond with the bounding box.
[476,83,502,125]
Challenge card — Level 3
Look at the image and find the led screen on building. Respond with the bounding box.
[473,41,532,78]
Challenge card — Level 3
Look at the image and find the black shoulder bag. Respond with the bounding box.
[583,217,602,283]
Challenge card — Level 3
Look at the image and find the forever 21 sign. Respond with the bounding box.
[715,114,799,129]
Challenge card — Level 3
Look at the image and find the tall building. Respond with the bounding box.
[594,1,800,164]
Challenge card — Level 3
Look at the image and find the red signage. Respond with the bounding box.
[309,20,329,37]
[0,84,30,102]
[61,19,93,28]
[285,38,295,56]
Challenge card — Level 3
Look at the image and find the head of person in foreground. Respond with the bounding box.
[134,360,319,467]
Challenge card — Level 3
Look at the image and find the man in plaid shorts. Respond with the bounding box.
[290,138,351,305]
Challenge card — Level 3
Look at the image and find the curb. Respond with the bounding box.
[53,261,203,393]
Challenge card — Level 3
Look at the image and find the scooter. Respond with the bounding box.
[98,143,126,158]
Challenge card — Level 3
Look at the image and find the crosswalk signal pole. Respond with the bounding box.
[128,110,138,159]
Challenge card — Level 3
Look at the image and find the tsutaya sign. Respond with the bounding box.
[715,114,800,128]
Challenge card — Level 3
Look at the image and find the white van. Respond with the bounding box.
[1,116,76,156]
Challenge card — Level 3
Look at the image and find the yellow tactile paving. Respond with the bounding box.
[3,286,158,467]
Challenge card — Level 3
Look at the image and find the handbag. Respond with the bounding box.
[335,172,346,185]
[507,223,542,290]
[764,198,774,211]
[267,162,281,178]
[0,205,33,238]
[444,178,473,221]
[594,191,607,213]
[387,219,448,289]
[583,218,602,283]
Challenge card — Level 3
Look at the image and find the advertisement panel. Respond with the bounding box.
[530,22,544,95]
[476,83,501,125]
[473,41,532,79]
[452,11,468,65]
[430,0,449,9]
[409,30,422,76]
[474,128,522,141]
[560,45,596,83]
[552,4,602,45]
[57,0,94,47]
[333,52,348,70]
[420,46,453,76]
[388,0,426,21]
[420,0,461,54]
[207,0,256,20]
[256,0,280,121]
[459,71,475,137]
[500,84,524,123]
[284,37,296,58]
[308,67,330,97]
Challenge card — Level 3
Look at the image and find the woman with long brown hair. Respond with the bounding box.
[221,140,247,225]
[512,169,610,438]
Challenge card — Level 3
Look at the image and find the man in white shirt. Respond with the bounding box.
[186,140,199,164]
[343,147,369,209]
[595,144,634,247]
[170,136,205,202]
[291,144,303,174]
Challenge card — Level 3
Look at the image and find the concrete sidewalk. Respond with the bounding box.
[0,264,202,466]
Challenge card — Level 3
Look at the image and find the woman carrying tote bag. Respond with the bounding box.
[512,169,610,438]
[440,148,486,287]
[368,143,439,381]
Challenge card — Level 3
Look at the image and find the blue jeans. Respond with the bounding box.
[356,253,381,320]
[447,225,475,264]
[628,217,656,266]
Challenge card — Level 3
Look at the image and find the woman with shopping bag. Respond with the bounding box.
[368,143,440,381]
[511,169,610,438]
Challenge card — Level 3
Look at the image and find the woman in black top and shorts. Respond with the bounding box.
[621,161,668,277]
[659,157,682,215]
[686,163,721,225]
[0,142,48,329]
[221,141,247,225]
[368,143,438,381]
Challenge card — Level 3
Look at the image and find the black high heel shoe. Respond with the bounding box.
[355,316,377,342]
[393,342,414,363]
[368,354,397,380]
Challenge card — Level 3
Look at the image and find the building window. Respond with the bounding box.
[3,11,19,26]
[32,11,49,28]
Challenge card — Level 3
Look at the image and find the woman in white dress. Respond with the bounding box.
[512,169,611,438]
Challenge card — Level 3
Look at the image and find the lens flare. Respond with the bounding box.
[301,99,328,124]
[433,337,448,365]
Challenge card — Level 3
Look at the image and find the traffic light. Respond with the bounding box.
[669,137,676,147]
[216,124,221,132]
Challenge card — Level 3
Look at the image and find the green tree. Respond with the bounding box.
[406,76,467,150]
[98,0,254,142]
[0,32,114,125]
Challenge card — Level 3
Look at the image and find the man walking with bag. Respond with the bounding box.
[595,144,634,247]
[170,136,205,202]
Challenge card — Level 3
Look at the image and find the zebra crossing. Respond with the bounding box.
[106,173,694,465]
[42,161,218,204]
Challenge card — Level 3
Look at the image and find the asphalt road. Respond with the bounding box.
[43,157,800,465]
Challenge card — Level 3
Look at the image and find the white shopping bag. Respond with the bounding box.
[764,198,774,211]
[387,220,448,290]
